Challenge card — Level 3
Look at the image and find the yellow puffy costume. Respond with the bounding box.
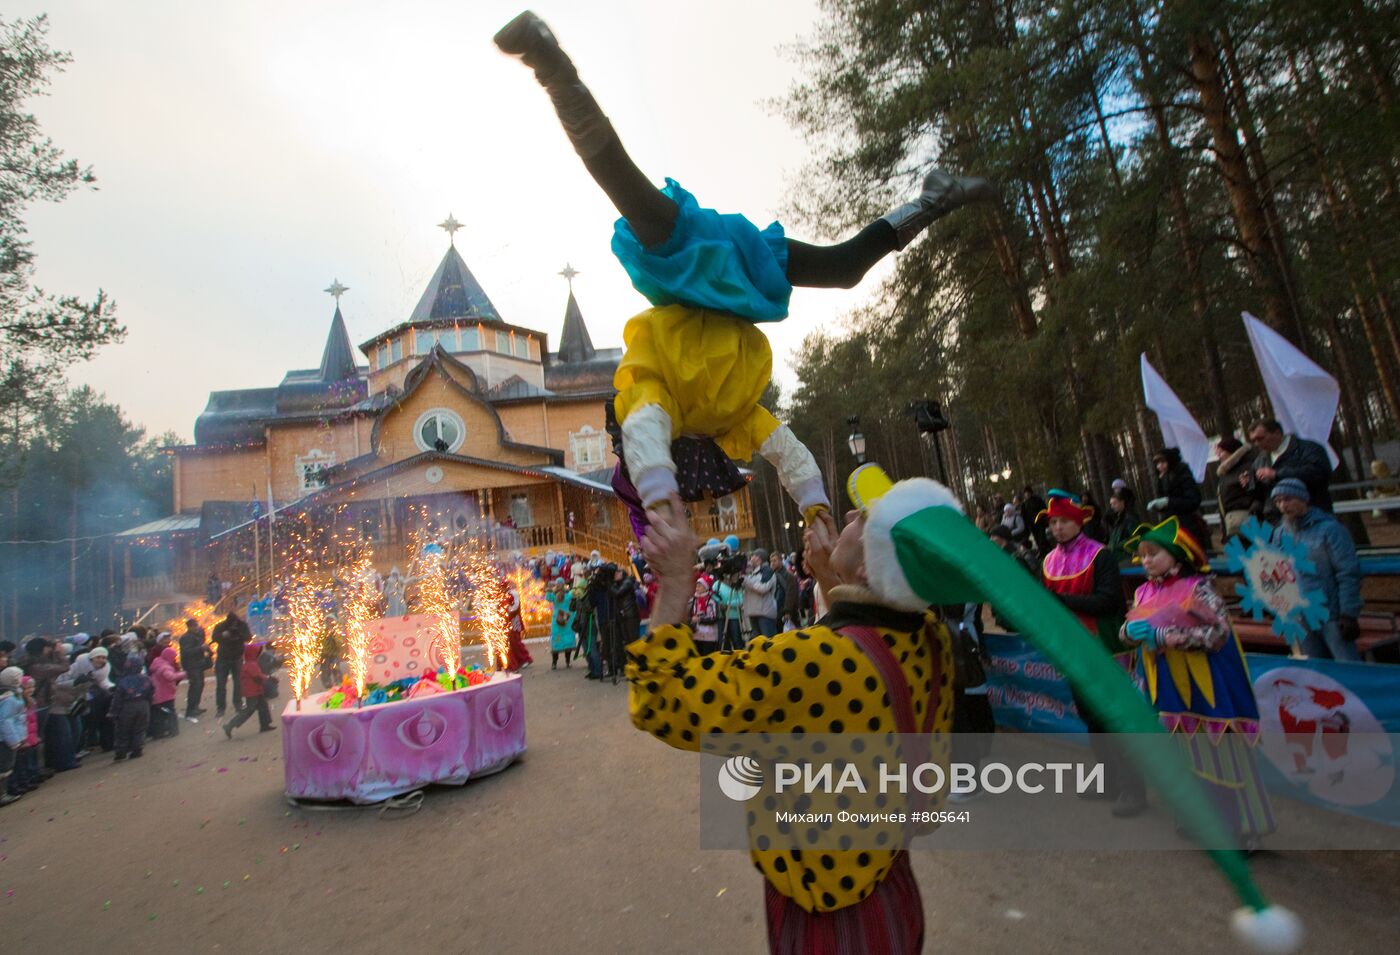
[613,305,780,461]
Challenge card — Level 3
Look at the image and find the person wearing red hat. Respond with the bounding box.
[1038,492,1145,817]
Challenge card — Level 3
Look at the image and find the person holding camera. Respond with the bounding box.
[743,549,779,643]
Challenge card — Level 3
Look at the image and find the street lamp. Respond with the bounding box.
[1001,465,1013,481]
[847,415,867,464]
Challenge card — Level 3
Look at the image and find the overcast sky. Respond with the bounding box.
[16,0,888,441]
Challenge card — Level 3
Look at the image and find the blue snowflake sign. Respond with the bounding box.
[1223,516,1330,645]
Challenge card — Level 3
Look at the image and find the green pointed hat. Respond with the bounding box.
[849,465,1302,953]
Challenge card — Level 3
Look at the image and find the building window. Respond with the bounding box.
[459,326,480,351]
[413,408,466,454]
[495,331,512,355]
[569,426,606,470]
[513,335,529,359]
[509,492,534,527]
[390,338,403,363]
[296,449,337,494]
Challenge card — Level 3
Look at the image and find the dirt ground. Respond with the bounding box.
[2,648,1397,955]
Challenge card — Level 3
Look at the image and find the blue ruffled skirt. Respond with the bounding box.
[611,179,791,323]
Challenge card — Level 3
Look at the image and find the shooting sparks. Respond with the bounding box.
[336,543,380,699]
[281,584,325,706]
[410,535,460,677]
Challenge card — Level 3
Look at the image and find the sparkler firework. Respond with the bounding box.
[461,550,511,670]
[281,584,326,707]
[336,543,381,699]
[410,536,461,676]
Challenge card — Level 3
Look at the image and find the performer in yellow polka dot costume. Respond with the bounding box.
[629,589,954,912]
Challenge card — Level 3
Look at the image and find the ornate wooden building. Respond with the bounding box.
[119,231,754,612]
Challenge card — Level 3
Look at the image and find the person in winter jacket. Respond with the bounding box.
[1147,447,1208,551]
[1104,489,1144,559]
[1269,479,1362,661]
[1214,435,1257,544]
[223,644,273,737]
[1243,417,1335,518]
[0,667,26,806]
[742,549,778,641]
[111,656,153,761]
[179,618,211,720]
[6,676,42,797]
[149,647,186,739]
[211,609,252,717]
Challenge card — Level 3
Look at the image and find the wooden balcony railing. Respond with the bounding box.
[123,572,206,604]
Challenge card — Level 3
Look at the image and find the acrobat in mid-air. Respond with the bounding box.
[494,11,994,535]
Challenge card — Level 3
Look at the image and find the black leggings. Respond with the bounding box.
[582,139,898,292]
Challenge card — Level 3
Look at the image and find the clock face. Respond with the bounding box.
[425,466,444,485]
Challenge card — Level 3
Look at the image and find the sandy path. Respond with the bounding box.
[1,658,1395,954]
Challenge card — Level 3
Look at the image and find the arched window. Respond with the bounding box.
[413,408,466,454]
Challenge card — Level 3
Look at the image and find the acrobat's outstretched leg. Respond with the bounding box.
[494,12,678,249]
[494,11,994,272]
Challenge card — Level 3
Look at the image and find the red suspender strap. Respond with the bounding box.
[841,622,944,841]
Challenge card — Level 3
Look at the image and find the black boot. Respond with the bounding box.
[493,11,615,159]
[880,169,996,249]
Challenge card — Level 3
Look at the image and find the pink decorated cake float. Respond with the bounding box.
[282,614,526,805]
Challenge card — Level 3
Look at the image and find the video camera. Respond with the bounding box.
[698,540,747,579]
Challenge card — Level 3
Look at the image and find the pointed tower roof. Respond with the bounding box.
[409,245,500,323]
[319,305,359,382]
[557,290,596,363]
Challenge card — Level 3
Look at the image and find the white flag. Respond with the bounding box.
[1140,354,1211,482]
[1242,312,1340,468]
[267,480,277,525]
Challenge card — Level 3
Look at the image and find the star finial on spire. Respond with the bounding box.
[325,278,349,302]
[559,262,579,292]
[438,214,463,244]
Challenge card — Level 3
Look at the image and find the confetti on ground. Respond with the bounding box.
[216,768,228,774]
[243,875,250,881]
[292,843,300,851]
[716,888,727,898]
[144,870,151,879]
[6,890,14,897]
[171,880,180,887]
[238,818,246,826]
[222,881,230,889]
[1005,909,1026,921]
[148,913,157,921]
[103,900,110,910]
[196,887,204,895]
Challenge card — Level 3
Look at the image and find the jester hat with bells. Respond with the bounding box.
[1122,516,1210,571]
[847,464,1302,953]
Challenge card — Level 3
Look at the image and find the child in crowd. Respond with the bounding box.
[149,646,186,739]
[223,644,273,738]
[690,578,719,654]
[111,656,153,761]
[0,667,25,806]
